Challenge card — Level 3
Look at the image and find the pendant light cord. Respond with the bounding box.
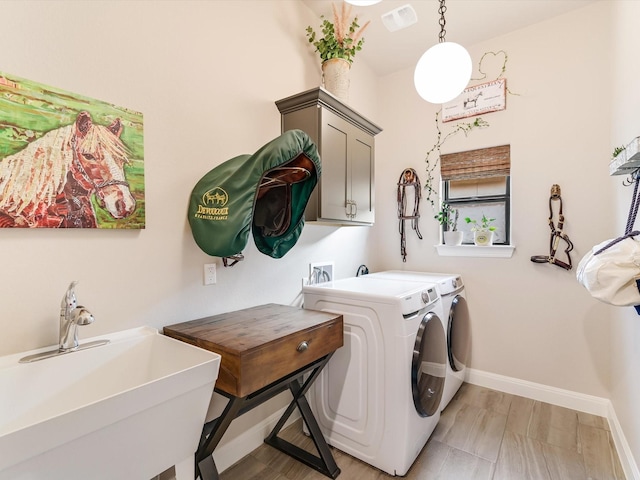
[438,0,447,43]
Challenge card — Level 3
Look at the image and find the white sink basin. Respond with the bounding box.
[0,326,221,480]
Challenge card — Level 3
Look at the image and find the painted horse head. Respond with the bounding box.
[71,111,136,219]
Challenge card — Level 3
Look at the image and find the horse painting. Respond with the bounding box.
[0,111,136,228]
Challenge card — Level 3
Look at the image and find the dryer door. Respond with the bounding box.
[448,295,471,372]
[411,312,446,417]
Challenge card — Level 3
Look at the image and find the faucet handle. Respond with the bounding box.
[61,280,79,312]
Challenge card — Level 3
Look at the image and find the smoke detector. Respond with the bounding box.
[381,4,418,32]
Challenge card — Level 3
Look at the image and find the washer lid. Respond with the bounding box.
[368,271,464,296]
[303,276,439,316]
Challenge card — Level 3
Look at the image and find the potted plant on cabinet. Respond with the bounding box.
[435,203,462,246]
[465,214,496,246]
[305,2,370,102]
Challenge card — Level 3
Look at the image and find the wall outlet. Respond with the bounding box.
[204,263,217,285]
[309,261,334,285]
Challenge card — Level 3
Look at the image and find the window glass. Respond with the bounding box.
[444,176,510,245]
[454,201,507,244]
[448,177,507,198]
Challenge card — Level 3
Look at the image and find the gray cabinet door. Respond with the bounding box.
[349,127,375,224]
[321,108,375,223]
[320,109,350,222]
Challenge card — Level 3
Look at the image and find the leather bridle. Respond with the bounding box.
[531,184,574,270]
[397,168,423,262]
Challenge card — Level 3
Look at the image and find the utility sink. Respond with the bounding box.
[0,326,221,480]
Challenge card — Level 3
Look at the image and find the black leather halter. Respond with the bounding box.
[531,184,574,270]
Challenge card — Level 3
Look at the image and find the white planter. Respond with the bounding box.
[443,231,463,246]
[473,230,494,246]
[322,58,350,102]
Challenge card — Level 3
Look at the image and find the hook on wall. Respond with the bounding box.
[622,168,640,186]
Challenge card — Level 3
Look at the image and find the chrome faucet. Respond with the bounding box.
[59,281,95,352]
[19,281,108,363]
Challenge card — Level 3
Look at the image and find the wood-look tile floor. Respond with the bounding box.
[217,383,625,480]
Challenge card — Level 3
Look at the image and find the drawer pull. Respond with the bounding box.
[297,341,309,352]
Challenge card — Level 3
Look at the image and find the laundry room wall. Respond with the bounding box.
[0,0,379,468]
[609,0,640,467]
[375,1,640,470]
[373,1,615,399]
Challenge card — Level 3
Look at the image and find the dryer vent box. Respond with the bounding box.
[381,4,418,32]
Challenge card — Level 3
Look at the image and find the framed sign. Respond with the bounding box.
[442,78,507,123]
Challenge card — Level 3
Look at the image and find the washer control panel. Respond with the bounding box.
[421,287,438,305]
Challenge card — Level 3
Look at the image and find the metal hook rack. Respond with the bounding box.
[610,136,640,178]
[622,167,640,187]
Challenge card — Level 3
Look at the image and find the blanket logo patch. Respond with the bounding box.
[195,187,229,220]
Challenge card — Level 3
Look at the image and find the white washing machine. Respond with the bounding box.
[368,271,470,411]
[302,276,447,476]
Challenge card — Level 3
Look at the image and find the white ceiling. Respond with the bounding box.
[301,0,598,77]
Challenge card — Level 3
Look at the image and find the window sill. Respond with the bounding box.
[435,244,515,258]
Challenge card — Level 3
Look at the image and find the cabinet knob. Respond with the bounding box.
[297,341,309,352]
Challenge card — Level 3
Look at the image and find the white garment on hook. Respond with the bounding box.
[577,237,640,306]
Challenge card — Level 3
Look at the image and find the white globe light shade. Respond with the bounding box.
[344,0,382,5]
[414,42,472,104]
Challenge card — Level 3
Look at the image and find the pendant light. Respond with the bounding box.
[414,0,471,104]
[344,0,382,6]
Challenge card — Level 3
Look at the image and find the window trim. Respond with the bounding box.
[442,175,511,246]
[435,244,515,257]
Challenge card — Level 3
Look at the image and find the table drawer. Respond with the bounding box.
[163,304,343,397]
[234,318,342,397]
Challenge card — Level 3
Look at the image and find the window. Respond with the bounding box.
[441,145,511,245]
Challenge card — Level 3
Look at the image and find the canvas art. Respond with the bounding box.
[0,71,144,228]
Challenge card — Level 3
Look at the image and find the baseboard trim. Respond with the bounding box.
[607,401,640,480]
[212,408,301,473]
[466,368,609,416]
[466,368,639,480]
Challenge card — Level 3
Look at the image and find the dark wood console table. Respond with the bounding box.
[163,304,343,480]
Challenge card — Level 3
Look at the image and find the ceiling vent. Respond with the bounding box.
[381,4,418,32]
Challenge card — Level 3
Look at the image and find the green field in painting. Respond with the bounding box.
[0,70,145,228]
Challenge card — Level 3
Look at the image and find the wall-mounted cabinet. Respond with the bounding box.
[276,88,382,225]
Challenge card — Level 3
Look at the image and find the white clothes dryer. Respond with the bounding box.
[302,276,447,476]
[368,271,470,411]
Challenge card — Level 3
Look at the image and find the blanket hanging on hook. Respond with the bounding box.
[397,168,423,262]
[530,184,574,270]
[577,170,640,313]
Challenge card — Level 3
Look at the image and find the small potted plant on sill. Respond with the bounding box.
[435,203,462,246]
[305,2,370,102]
[465,214,496,246]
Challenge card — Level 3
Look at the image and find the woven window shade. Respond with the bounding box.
[441,145,510,181]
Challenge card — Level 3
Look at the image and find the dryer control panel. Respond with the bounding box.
[402,286,438,317]
[437,276,464,296]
